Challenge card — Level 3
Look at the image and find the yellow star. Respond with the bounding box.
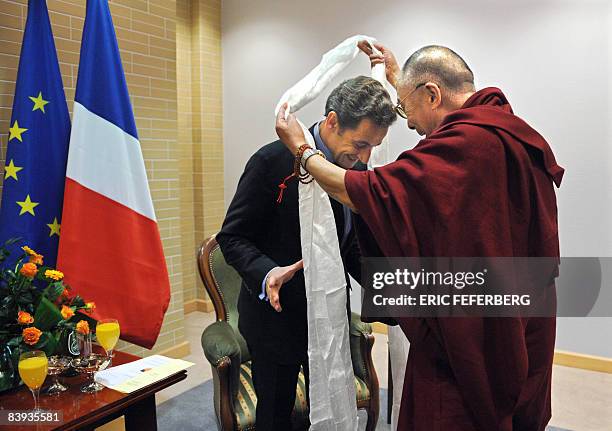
[4,159,23,181]
[47,217,61,237]
[8,120,27,142]
[16,195,39,216]
[29,92,50,113]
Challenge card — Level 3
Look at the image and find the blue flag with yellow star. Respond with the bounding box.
[0,0,71,268]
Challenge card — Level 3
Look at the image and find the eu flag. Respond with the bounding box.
[0,0,71,268]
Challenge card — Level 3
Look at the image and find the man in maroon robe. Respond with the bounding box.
[274,44,564,430]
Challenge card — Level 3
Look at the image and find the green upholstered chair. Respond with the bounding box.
[198,235,380,431]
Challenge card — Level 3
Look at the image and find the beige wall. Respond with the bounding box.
[177,0,223,303]
[0,0,223,357]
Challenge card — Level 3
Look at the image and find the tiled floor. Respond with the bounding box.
[101,311,612,430]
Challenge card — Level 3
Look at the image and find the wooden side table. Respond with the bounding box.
[0,350,187,430]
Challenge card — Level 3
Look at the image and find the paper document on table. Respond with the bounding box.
[95,355,193,393]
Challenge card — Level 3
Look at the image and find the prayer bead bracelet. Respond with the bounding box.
[293,144,314,184]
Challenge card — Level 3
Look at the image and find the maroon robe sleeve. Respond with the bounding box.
[344,124,501,258]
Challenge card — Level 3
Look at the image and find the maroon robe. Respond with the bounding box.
[345,87,564,431]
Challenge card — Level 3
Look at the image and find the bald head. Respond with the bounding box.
[395,45,476,136]
[402,45,475,94]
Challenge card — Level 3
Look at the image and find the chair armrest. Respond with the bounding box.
[202,321,241,364]
[350,312,372,337]
[202,321,242,401]
[349,312,373,382]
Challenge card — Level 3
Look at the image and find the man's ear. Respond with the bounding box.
[425,82,442,109]
[325,111,339,131]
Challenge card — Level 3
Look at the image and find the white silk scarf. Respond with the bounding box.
[365,58,411,431]
[275,35,385,431]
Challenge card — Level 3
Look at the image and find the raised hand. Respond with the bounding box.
[357,40,401,89]
[275,103,307,153]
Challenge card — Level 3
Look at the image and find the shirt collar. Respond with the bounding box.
[313,120,334,163]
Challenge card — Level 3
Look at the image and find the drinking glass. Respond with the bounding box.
[96,319,120,366]
[18,351,48,412]
[72,353,109,393]
[44,356,71,395]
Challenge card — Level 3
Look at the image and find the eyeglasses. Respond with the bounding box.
[395,82,426,119]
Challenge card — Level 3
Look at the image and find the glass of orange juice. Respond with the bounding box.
[18,351,48,412]
[96,319,120,365]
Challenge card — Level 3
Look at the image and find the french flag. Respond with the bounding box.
[58,0,170,349]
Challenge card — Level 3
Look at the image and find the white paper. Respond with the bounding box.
[94,355,193,393]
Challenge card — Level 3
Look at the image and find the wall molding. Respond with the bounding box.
[184,298,214,314]
[371,322,388,335]
[554,350,612,374]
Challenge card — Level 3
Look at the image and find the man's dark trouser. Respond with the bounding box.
[249,286,349,430]
[250,352,309,431]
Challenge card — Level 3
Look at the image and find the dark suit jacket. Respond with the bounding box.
[217,126,363,365]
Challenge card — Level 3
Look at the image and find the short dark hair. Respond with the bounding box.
[324,76,397,130]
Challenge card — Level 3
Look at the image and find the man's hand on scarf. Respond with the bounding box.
[266,260,304,312]
[276,103,307,153]
[357,40,400,89]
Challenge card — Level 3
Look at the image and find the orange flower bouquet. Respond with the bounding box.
[0,240,95,391]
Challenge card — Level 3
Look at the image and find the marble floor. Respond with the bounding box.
[101,311,612,431]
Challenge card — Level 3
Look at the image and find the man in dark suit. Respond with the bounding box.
[216,76,396,430]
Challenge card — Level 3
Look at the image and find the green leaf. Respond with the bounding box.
[17,291,33,304]
[7,337,21,348]
[45,282,65,303]
[71,296,85,308]
[0,238,20,263]
[33,297,62,331]
[2,296,13,307]
[32,332,58,356]
[3,238,21,247]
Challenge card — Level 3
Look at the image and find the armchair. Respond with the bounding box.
[198,235,379,430]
